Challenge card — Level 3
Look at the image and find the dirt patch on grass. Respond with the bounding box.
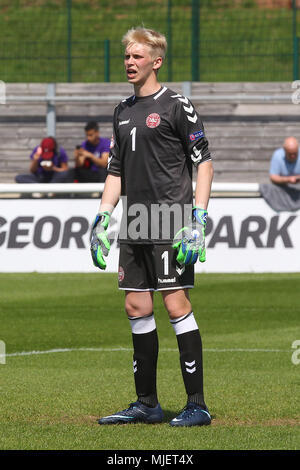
[54,415,99,426]
[60,415,99,425]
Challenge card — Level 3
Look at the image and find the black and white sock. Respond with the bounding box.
[128,312,158,408]
[170,311,207,409]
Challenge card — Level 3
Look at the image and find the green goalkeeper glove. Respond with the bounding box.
[90,211,111,270]
[172,207,208,265]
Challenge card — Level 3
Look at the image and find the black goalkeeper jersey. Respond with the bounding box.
[108,86,212,244]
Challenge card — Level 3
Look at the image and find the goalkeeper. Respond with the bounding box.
[91,27,214,427]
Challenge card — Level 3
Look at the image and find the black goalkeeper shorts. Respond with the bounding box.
[118,243,194,291]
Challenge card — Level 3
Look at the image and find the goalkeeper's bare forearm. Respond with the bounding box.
[98,174,121,214]
[194,160,214,210]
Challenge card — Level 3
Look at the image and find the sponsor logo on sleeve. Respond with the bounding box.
[189,130,204,142]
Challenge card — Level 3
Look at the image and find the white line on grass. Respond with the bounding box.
[5,346,290,358]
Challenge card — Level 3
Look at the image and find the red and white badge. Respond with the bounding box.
[118,266,125,282]
[146,113,161,128]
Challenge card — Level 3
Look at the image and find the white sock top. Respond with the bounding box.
[128,313,156,335]
[170,311,199,335]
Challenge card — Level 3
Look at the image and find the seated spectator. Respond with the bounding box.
[270,137,300,185]
[73,121,110,183]
[15,137,69,183]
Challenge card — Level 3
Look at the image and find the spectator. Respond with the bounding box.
[15,137,69,183]
[269,137,300,185]
[73,121,110,183]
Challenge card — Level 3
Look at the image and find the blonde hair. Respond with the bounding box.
[122,27,167,60]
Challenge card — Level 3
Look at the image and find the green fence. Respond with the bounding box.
[0,0,299,83]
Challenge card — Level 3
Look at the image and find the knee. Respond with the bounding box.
[163,296,191,320]
[125,296,153,318]
[125,298,136,317]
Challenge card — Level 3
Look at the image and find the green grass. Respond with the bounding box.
[0,0,299,82]
[0,273,299,450]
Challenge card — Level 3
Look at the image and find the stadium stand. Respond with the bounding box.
[0,82,298,184]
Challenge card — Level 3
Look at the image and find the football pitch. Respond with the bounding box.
[0,273,299,450]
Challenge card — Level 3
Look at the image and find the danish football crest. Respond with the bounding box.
[146,113,160,128]
[118,266,125,282]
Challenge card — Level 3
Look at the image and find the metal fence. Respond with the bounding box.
[0,0,299,83]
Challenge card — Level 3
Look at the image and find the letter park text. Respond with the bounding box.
[0,213,296,249]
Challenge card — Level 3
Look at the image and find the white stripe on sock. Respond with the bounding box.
[170,312,199,335]
[128,313,156,335]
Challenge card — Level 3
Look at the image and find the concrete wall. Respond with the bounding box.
[0,82,298,183]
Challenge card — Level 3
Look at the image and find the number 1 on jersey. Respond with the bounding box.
[130,127,136,151]
[161,250,169,276]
